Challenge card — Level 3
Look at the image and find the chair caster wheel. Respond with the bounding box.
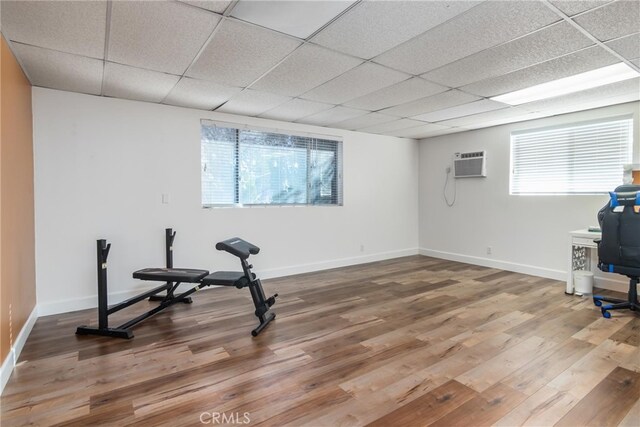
[601,309,611,319]
[594,299,602,307]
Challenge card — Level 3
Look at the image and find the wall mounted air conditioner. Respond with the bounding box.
[453,151,487,178]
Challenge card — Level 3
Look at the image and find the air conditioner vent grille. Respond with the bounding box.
[461,152,484,159]
[454,151,487,178]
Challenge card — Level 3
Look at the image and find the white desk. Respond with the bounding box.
[567,229,601,294]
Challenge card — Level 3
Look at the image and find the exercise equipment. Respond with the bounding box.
[593,185,640,318]
[76,229,277,338]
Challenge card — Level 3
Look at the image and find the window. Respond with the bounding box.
[201,121,343,207]
[510,117,633,195]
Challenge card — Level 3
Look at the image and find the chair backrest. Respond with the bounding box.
[598,184,640,269]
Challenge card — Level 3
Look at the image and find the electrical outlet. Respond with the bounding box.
[360,244,365,252]
[486,246,492,255]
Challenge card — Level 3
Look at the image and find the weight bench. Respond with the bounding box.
[76,229,277,339]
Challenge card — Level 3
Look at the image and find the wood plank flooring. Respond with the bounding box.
[1,255,639,426]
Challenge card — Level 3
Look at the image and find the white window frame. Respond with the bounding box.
[510,115,634,196]
[201,120,344,208]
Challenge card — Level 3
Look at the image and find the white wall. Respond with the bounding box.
[33,88,419,315]
[419,102,640,288]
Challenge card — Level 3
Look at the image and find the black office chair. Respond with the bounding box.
[593,184,640,318]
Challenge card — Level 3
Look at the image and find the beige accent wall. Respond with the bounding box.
[0,34,36,364]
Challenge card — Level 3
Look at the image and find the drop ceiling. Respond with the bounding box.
[1,0,638,140]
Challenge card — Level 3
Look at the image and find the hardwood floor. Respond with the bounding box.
[1,255,639,426]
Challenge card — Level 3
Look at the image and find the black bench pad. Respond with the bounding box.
[202,271,247,287]
[133,268,209,283]
[216,238,260,260]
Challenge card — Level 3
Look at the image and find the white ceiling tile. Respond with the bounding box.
[331,112,398,131]
[216,89,292,116]
[296,106,368,127]
[391,123,452,139]
[437,106,539,127]
[416,128,467,140]
[359,118,425,134]
[187,19,301,87]
[573,0,640,41]
[344,77,448,111]
[605,33,640,61]
[312,0,481,59]
[550,0,612,16]
[251,44,362,96]
[109,2,220,75]
[1,0,106,58]
[259,99,334,122]
[555,97,639,117]
[163,78,242,110]
[460,46,619,97]
[633,59,640,67]
[458,112,548,130]
[374,1,560,75]
[179,1,231,14]
[301,62,409,104]
[103,63,180,103]
[231,1,355,39]
[422,22,593,88]
[12,43,103,95]
[412,99,509,123]
[380,90,480,118]
[517,77,640,112]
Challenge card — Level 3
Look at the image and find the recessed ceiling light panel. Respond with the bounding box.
[491,62,640,105]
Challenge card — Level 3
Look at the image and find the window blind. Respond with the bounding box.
[202,126,238,205]
[201,122,343,206]
[510,117,633,195]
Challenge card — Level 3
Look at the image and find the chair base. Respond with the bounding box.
[593,275,639,318]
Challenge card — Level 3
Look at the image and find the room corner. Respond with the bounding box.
[0,33,38,393]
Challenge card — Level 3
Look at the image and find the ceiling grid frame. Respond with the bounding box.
[1,0,637,139]
[203,1,494,116]
[259,1,617,124]
[157,1,229,105]
[160,0,633,115]
[541,0,640,73]
[208,1,365,112]
[99,0,113,96]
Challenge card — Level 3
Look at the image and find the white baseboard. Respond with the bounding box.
[259,247,420,279]
[35,246,636,316]
[419,248,566,281]
[39,247,626,317]
[419,248,632,294]
[1,306,38,395]
[0,350,15,396]
[37,283,172,316]
[37,247,421,316]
